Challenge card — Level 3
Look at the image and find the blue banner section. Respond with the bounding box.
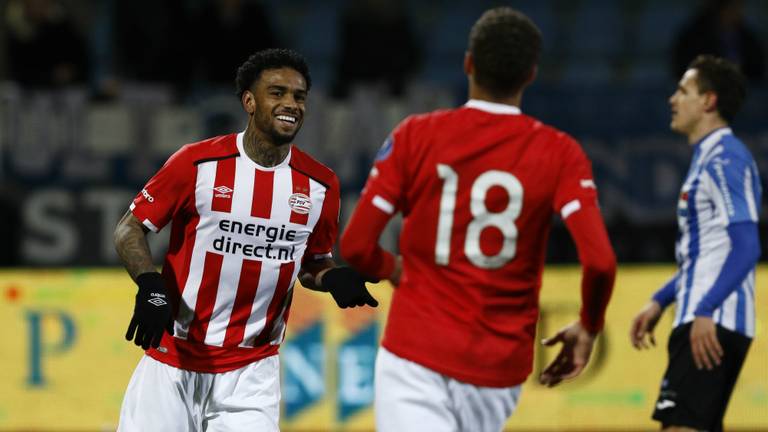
[337,322,378,421]
[282,321,325,419]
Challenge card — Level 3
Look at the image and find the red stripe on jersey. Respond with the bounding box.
[167,212,200,315]
[289,170,310,225]
[252,261,295,346]
[187,252,223,343]
[211,157,236,212]
[251,169,274,218]
[222,259,262,347]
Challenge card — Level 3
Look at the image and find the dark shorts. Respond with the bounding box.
[652,322,751,432]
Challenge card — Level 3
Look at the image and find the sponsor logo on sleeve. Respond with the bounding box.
[375,135,394,161]
[580,179,596,189]
[141,188,155,202]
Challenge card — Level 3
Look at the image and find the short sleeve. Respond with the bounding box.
[553,136,599,219]
[703,155,760,225]
[130,146,195,232]
[304,174,340,261]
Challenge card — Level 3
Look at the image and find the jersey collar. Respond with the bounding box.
[695,127,732,156]
[236,131,292,171]
[464,99,522,115]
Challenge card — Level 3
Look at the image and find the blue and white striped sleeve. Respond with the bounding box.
[694,222,760,317]
[652,274,677,309]
[704,155,760,225]
[695,152,762,316]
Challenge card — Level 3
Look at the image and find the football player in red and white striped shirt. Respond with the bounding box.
[114,49,376,432]
[341,8,616,432]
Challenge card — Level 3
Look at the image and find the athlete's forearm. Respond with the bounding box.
[340,196,396,281]
[652,274,678,309]
[114,211,156,281]
[299,258,335,291]
[695,222,760,316]
[564,204,616,334]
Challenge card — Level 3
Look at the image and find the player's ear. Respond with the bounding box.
[241,90,256,115]
[703,91,719,114]
[463,51,474,76]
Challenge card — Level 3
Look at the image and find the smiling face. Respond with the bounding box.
[669,69,711,139]
[243,67,307,146]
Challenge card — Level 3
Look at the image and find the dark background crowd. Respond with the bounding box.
[0,0,766,266]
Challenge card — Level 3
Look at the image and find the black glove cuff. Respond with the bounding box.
[136,272,166,293]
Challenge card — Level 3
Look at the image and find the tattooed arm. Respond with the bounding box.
[114,211,157,280]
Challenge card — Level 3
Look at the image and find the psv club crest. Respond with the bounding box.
[288,193,312,214]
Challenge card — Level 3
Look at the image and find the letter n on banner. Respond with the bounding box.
[282,321,325,419]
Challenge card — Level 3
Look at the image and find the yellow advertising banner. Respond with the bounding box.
[0,266,765,431]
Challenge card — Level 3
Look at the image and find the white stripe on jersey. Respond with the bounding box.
[271,168,293,222]
[745,272,755,336]
[745,167,758,221]
[176,161,216,338]
[204,256,244,346]
[268,264,303,346]
[240,260,281,347]
[560,199,581,219]
[373,195,395,214]
[307,178,327,228]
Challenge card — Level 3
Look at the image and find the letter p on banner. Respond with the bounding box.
[26,310,77,387]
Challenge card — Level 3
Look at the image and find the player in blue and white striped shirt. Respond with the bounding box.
[630,55,761,432]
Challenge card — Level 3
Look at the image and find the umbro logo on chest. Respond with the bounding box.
[213,185,233,199]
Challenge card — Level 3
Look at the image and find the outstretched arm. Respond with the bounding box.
[299,258,378,308]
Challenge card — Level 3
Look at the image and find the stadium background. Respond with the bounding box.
[0,0,766,430]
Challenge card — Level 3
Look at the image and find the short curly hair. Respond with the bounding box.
[235,48,312,98]
[468,7,542,98]
[688,55,746,123]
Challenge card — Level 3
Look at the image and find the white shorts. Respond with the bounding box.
[118,355,280,432]
[375,347,521,432]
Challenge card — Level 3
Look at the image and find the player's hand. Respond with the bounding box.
[630,301,663,349]
[690,316,723,370]
[322,266,379,308]
[126,272,174,350]
[538,321,596,388]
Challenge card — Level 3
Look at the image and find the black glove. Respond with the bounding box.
[321,266,379,308]
[125,272,174,350]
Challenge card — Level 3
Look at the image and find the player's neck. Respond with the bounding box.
[687,116,729,145]
[243,127,290,167]
[468,85,522,108]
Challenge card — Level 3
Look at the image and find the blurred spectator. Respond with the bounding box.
[332,0,420,99]
[672,0,765,83]
[194,0,277,89]
[113,0,192,89]
[4,0,88,89]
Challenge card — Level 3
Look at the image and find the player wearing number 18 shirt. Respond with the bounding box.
[341,8,616,432]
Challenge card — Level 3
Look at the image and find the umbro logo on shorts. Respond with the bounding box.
[288,193,312,214]
[213,185,233,199]
[655,399,676,410]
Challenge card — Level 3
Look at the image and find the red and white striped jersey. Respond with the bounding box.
[129,132,340,373]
